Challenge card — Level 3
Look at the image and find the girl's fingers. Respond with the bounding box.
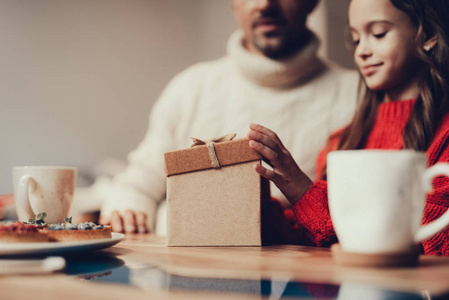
[249,123,285,149]
[262,156,274,168]
[249,123,276,139]
[254,163,272,178]
[249,123,267,132]
[249,140,279,163]
[247,129,277,150]
[254,164,283,186]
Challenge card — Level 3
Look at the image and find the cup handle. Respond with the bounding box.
[414,163,449,243]
[16,175,36,221]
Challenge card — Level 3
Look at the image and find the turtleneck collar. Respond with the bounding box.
[227,29,325,89]
[377,99,417,121]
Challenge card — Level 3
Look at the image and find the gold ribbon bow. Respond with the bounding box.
[190,133,236,168]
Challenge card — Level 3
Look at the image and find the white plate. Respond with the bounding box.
[0,233,125,256]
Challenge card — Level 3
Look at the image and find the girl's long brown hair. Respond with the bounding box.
[321,0,449,180]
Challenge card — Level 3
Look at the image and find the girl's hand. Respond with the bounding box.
[248,123,313,205]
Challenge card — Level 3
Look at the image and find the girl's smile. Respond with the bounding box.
[361,63,383,77]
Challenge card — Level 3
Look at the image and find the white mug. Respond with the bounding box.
[327,150,449,254]
[13,166,77,224]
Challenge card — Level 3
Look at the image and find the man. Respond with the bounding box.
[99,0,359,233]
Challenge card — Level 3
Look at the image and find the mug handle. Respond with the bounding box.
[414,163,449,243]
[16,175,36,221]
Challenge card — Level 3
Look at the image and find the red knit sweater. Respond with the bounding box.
[268,99,449,256]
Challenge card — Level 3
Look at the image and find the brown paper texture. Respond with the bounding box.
[167,161,264,246]
[164,138,261,177]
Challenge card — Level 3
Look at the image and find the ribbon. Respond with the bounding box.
[190,133,236,168]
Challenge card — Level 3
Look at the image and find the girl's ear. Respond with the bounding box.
[423,35,439,52]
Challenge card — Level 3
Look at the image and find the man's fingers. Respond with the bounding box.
[110,211,124,233]
[100,211,148,234]
[99,215,110,225]
[136,212,149,234]
[123,210,137,233]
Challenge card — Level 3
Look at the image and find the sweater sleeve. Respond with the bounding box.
[100,64,208,231]
[291,180,337,247]
[265,137,340,246]
[422,127,449,256]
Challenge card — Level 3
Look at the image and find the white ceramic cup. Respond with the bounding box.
[13,166,77,224]
[327,150,449,254]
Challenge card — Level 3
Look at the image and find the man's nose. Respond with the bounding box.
[254,0,278,10]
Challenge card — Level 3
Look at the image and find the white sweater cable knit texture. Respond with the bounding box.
[100,30,360,232]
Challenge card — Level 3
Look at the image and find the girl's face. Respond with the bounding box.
[349,0,421,101]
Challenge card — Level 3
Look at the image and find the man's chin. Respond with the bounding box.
[253,37,286,59]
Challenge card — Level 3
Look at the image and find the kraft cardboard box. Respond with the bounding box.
[164,138,270,246]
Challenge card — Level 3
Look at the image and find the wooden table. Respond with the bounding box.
[2,234,449,299]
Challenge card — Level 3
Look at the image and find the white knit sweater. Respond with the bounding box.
[99,30,360,231]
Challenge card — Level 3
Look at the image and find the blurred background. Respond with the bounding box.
[0,0,353,193]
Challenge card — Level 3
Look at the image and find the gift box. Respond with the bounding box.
[164,137,269,246]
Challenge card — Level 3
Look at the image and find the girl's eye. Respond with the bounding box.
[373,32,387,39]
[352,39,360,46]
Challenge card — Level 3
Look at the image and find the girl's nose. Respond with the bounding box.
[355,39,372,60]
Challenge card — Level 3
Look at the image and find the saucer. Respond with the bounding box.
[0,233,125,257]
[331,243,420,268]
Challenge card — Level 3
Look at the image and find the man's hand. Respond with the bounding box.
[248,123,313,205]
[99,210,149,234]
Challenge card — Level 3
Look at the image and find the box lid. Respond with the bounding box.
[164,138,261,177]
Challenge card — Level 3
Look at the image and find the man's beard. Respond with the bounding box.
[252,31,292,59]
[251,28,310,59]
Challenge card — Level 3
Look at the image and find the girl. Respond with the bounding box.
[248,0,449,255]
